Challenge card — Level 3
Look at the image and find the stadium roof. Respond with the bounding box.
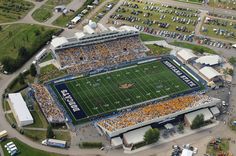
[199,66,222,80]
[51,37,68,48]
[185,108,213,125]
[111,137,123,147]
[75,32,85,39]
[8,93,33,124]
[123,126,151,145]
[195,55,222,66]
[35,48,47,61]
[177,49,197,61]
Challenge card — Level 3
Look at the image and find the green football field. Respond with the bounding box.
[52,60,199,121]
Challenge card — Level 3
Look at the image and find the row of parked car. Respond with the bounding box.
[4,141,19,156]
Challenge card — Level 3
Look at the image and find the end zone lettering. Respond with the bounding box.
[61,89,80,112]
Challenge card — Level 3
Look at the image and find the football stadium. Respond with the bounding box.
[39,26,222,139]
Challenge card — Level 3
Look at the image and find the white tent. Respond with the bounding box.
[83,25,95,34]
[199,66,222,81]
[177,49,197,63]
[108,26,118,32]
[88,20,97,29]
[51,37,68,49]
[111,137,123,148]
[8,93,33,127]
[195,55,222,66]
[232,44,236,48]
[181,149,193,156]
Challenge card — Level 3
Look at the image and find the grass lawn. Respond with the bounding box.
[170,41,216,54]
[208,0,236,10]
[206,138,230,156]
[5,113,16,125]
[32,0,72,22]
[25,104,48,128]
[175,0,202,4]
[0,24,59,62]
[23,129,47,142]
[51,59,200,121]
[140,33,164,42]
[40,52,53,63]
[6,71,34,93]
[39,64,67,83]
[109,0,199,35]
[0,138,67,156]
[23,129,71,143]
[0,0,34,23]
[146,44,171,55]
[3,100,11,111]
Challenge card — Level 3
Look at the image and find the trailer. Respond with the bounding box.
[42,139,67,148]
[0,130,8,141]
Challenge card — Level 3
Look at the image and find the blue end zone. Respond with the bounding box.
[55,83,87,120]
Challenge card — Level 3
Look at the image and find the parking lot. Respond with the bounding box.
[201,16,236,42]
[109,0,199,34]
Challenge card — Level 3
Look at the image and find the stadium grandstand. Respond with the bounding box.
[31,84,65,124]
[97,95,220,137]
[50,31,149,74]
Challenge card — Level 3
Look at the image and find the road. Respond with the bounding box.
[0,0,236,156]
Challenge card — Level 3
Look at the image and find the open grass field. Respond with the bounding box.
[32,0,72,22]
[109,0,199,35]
[0,24,58,61]
[50,59,200,122]
[0,138,67,156]
[0,0,34,23]
[170,41,216,54]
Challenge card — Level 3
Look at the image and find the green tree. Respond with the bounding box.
[46,124,54,138]
[177,122,184,132]
[18,46,29,58]
[0,26,2,31]
[144,128,160,144]
[191,114,205,129]
[229,57,236,65]
[1,56,16,72]
[18,73,25,85]
[30,64,37,77]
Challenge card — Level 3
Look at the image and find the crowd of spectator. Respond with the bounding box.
[56,35,147,74]
[32,84,65,124]
[98,95,214,132]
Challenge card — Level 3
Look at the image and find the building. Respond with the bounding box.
[8,93,34,127]
[35,48,47,62]
[176,49,197,64]
[50,37,68,49]
[199,66,222,82]
[123,126,151,147]
[195,55,223,66]
[184,108,213,127]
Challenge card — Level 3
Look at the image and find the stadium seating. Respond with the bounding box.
[32,84,65,123]
[56,35,147,74]
[97,95,214,131]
